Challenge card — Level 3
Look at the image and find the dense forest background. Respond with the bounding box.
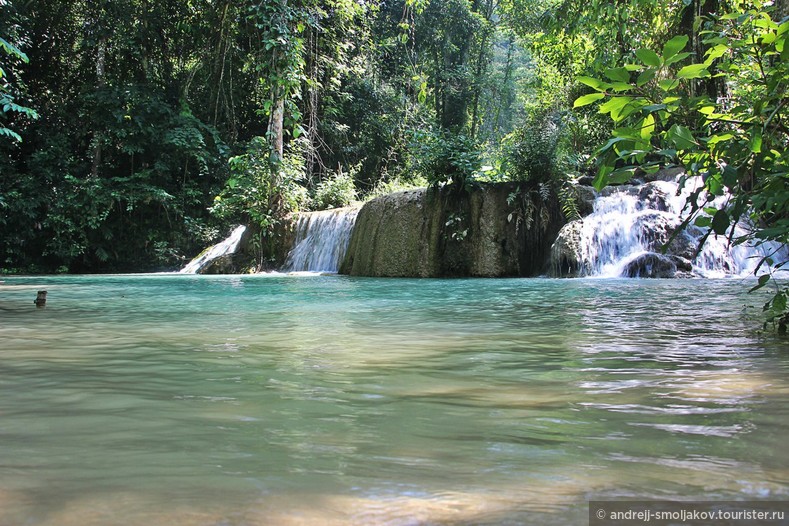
[1,0,787,275]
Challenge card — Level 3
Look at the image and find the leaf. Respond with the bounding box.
[636,69,656,87]
[749,273,771,292]
[604,67,630,83]
[706,132,734,146]
[609,82,634,92]
[677,63,711,79]
[711,209,730,235]
[573,92,606,108]
[668,124,697,149]
[0,126,22,142]
[609,167,637,184]
[640,114,655,141]
[659,79,679,91]
[665,52,692,66]
[577,76,610,91]
[721,165,738,188]
[750,128,763,153]
[636,48,661,67]
[704,44,729,64]
[599,96,635,123]
[662,35,689,62]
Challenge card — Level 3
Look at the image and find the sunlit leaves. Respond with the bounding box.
[676,63,711,79]
[576,5,789,329]
[573,92,606,108]
[662,35,688,62]
[635,48,661,67]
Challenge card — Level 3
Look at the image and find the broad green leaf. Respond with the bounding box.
[711,209,730,235]
[749,273,771,292]
[721,165,738,187]
[598,96,632,116]
[706,132,734,146]
[677,63,711,79]
[609,81,634,92]
[659,79,679,91]
[694,216,712,227]
[760,33,776,45]
[668,124,697,149]
[609,167,637,184]
[750,128,763,153]
[636,48,661,67]
[640,114,655,141]
[612,127,641,140]
[577,76,608,91]
[604,67,630,83]
[636,69,656,87]
[595,136,628,154]
[704,44,729,64]
[593,163,615,191]
[644,103,667,112]
[665,52,692,66]
[662,35,689,62]
[573,92,605,108]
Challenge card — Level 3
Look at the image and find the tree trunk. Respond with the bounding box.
[90,36,107,179]
[776,0,788,20]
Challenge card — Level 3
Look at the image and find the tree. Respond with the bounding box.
[0,28,37,142]
[575,3,789,329]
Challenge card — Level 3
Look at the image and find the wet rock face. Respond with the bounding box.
[622,252,677,278]
[549,221,587,277]
[340,183,565,277]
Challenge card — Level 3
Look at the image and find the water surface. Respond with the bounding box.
[1,275,787,525]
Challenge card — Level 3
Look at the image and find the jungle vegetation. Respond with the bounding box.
[1,0,787,323]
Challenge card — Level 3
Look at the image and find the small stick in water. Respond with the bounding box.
[34,290,47,307]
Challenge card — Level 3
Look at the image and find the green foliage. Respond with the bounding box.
[577,3,789,329]
[212,136,308,230]
[365,174,429,200]
[310,166,358,210]
[0,34,37,142]
[408,128,483,190]
[501,111,565,182]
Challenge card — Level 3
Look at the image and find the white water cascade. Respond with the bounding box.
[553,175,787,278]
[285,207,359,273]
[180,225,247,274]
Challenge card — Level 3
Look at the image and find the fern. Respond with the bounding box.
[558,182,580,221]
[538,182,551,202]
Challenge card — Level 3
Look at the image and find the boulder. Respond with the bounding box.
[622,252,677,278]
[574,185,597,217]
[548,220,587,277]
[340,183,565,277]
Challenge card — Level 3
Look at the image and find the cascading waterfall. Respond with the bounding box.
[285,207,359,272]
[553,175,787,278]
[180,225,246,274]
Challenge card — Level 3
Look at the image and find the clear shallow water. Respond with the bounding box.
[0,274,787,525]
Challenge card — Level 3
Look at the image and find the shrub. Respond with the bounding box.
[408,128,482,190]
[310,165,358,210]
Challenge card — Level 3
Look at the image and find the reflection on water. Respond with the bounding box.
[1,275,788,525]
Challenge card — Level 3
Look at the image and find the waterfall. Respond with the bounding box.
[552,175,787,278]
[180,225,246,274]
[285,207,359,273]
